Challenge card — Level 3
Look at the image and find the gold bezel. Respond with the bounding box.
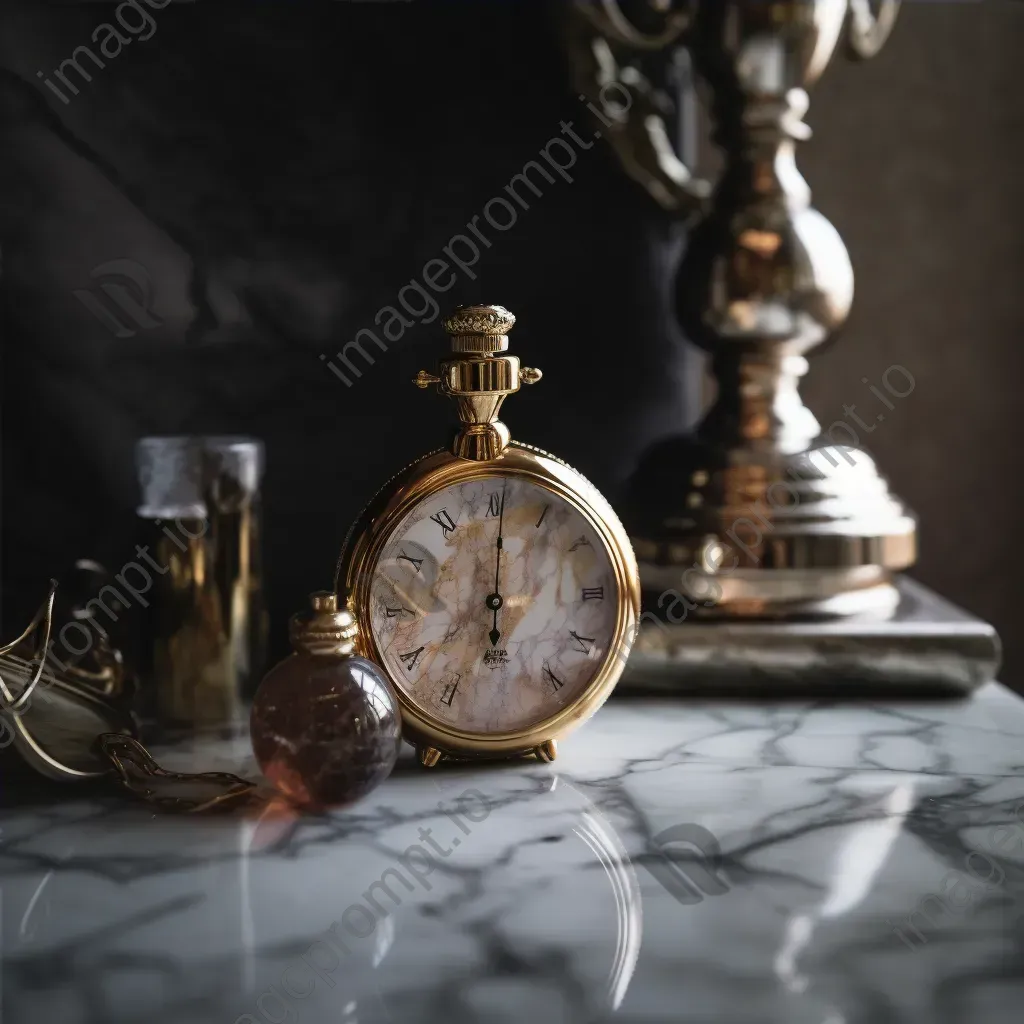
[335,442,640,760]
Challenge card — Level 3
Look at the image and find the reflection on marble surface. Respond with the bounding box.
[2,685,1024,1024]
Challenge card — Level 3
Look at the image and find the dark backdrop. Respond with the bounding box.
[0,0,696,653]
[2,1,1022,686]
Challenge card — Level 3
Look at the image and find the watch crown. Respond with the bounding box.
[423,303,540,460]
[443,304,515,354]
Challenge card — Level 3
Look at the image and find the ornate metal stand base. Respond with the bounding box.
[625,435,917,619]
[567,0,916,620]
[619,577,1000,696]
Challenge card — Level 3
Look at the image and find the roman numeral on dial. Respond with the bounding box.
[385,604,412,618]
[429,508,457,538]
[582,587,604,601]
[486,493,502,517]
[440,674,460,706]
[397,551,423,572]
[569,630,595,654]
[536,504,550,528]
[399,646,424,671]
[543,664,564,691]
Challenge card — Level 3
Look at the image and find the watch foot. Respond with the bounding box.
[418,746,443,768]
[534,739,557,763]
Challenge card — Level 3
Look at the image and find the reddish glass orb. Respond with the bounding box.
[250,653,402,810]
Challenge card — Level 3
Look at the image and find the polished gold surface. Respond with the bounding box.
[0,580,128,782]
[413,370,441,388]
[415,303,543,463]
[149,509,265,724]
[442,303,515,339]
[568,0,914,618]
[535,739,558,763]
[0,578,57,716]
[338,305,640,764]
[98,733,255,813]
[418,745,442,768]
[336,443,640,762]
[138,437,268,724]
[289,590,360,657]
[0,582,252,808]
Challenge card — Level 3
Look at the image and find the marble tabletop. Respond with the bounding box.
[2,684,1023,1024]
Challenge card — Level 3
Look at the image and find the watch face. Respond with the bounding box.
[367,475,619,734]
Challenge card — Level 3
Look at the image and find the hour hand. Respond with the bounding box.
[485,592,503,647]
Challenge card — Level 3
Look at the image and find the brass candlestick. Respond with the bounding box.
[567,0,915,618]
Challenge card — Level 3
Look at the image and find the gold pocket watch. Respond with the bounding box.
[335,304,639,767]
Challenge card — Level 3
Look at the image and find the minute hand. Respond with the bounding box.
[485,482,507,648]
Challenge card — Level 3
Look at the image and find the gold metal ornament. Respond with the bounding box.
[336,305,640,766]
[412,303,541,462]
[0,579,254,811]
[289,591,360,657]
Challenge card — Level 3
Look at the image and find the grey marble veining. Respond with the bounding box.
[2,685,1024,1024]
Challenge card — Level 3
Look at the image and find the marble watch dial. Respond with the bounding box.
[367,475,618,734]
